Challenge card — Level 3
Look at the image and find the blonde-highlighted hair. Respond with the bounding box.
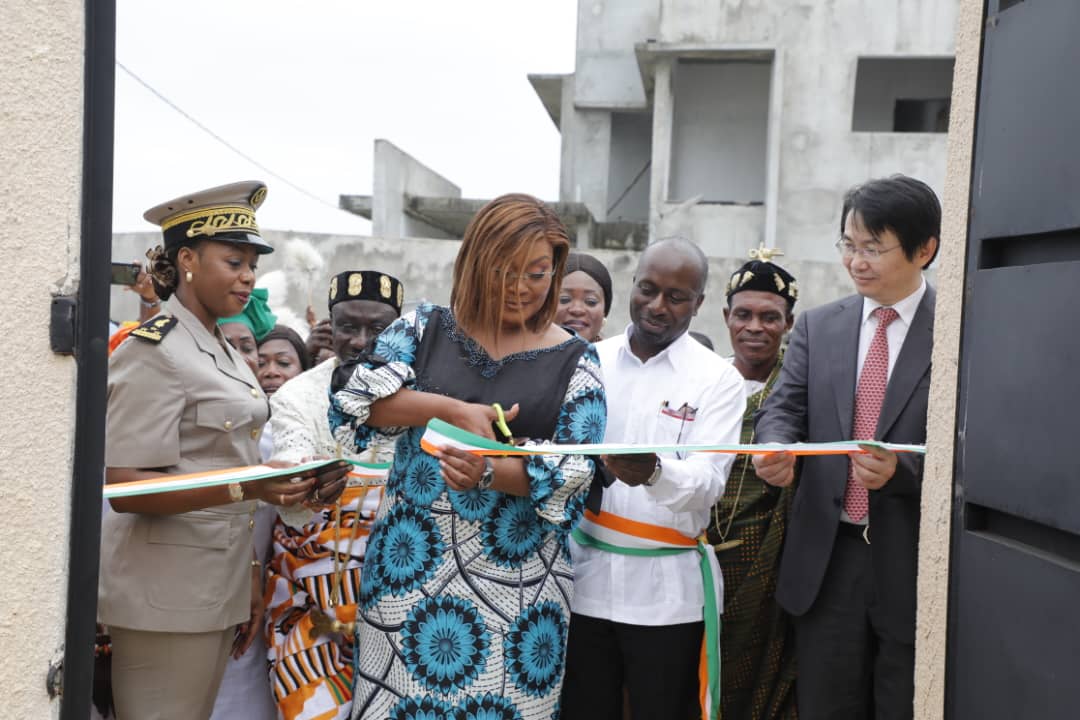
[451,193,570,334]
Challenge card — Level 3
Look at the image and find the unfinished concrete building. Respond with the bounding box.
[529,0,958,260]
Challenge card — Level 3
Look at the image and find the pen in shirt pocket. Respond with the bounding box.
[659,401,698,459]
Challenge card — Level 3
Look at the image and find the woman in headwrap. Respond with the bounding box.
[556,251,613,342]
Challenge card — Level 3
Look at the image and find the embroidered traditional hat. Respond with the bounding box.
[143,180,273,254]
[327,270,404,314]
[725,244,798,308]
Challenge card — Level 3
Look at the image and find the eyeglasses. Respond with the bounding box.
[492,269,556,284]
[835,240,902,260]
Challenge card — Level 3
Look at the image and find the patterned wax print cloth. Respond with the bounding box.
[330,304,606,720]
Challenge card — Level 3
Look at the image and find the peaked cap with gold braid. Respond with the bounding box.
[725,243,798,308]
[327,270,404,315]
[143,180,273,254]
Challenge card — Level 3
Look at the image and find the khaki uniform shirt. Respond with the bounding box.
[99,300,269,633]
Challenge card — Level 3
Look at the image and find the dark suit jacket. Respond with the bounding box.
[755,287,934,639]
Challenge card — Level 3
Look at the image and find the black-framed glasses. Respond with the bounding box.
[835,240,902,260]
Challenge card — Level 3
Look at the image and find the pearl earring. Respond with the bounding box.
[185,270,193,283]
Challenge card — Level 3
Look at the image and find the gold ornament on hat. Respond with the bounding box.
[774,273,787,292]
[397,284,403,308]
[748,243,785,262]
[380,275,392,299]
[348,273,364,296]
[329,276,338,301]
[249,186,267,207]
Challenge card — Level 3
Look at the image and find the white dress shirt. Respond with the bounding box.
[570,328,746,626]
[856,277,927,382]
[842,277,927,524]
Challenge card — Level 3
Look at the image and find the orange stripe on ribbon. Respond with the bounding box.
[583,509,698,548]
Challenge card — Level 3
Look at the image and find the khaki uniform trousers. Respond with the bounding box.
[110,625,233,720]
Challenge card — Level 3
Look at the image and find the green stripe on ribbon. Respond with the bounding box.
[698,539,721,720]
[570,528,690,557]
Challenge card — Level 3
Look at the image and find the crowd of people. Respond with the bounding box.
[98,173,939,720]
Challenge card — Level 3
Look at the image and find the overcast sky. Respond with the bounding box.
[113,0,577,235]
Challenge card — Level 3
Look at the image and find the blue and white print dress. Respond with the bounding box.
[329,304,606,720]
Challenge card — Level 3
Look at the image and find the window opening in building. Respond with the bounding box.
[669,59,771,204]
[852,57,955,133]
[607,111,653,221]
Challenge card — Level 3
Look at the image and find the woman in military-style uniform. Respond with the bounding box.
[99,181,349,720]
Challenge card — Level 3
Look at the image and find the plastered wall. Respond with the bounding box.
[0,1,84,717]
[913,0,983,716]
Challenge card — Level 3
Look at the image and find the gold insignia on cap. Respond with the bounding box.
[380,275,392,299]
[789,281,799,300]
[329,276,338,300]
[249,186,267,207]
[749,243,785,262]
[774,273,787,292]
[348,273,364,296]
[741,270,755,287]
[397,284,403,307]
[159,206,258,239]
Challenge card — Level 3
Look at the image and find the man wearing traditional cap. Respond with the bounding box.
[707,247,799,720]
[754,175,939,719]
[263,270,404,720]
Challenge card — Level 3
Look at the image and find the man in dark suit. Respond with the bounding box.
[753,175,940,719]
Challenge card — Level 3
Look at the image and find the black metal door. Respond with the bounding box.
[948,1,1080,717]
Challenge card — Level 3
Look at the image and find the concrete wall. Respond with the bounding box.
[558,0,957,262]
[558,74,613,220]
[114,229,858,359]
[657,202,766,259]
[372,139,461,239]
[913,0,982,716]
[574,0,659,109]
[0,0,83,717]
[670,60,771,203]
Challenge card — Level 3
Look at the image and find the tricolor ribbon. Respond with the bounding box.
[571,510,723,720]
[101,458,390,499]
[419,417,926,458]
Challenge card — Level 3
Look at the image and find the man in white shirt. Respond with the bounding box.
[561,238,746,720]
[754,175,940,719]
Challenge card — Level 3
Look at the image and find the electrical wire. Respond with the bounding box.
[116,61,353,215]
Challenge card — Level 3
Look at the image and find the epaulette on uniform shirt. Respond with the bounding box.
[130,315,177,343]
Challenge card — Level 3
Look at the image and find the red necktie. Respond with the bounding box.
[844,307,899,522]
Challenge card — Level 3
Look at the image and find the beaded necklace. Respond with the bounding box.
[712,356,782,552]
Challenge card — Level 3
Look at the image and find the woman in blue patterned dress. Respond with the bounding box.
[329,194,606,720]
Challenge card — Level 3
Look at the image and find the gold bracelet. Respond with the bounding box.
[228,482,245,503]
